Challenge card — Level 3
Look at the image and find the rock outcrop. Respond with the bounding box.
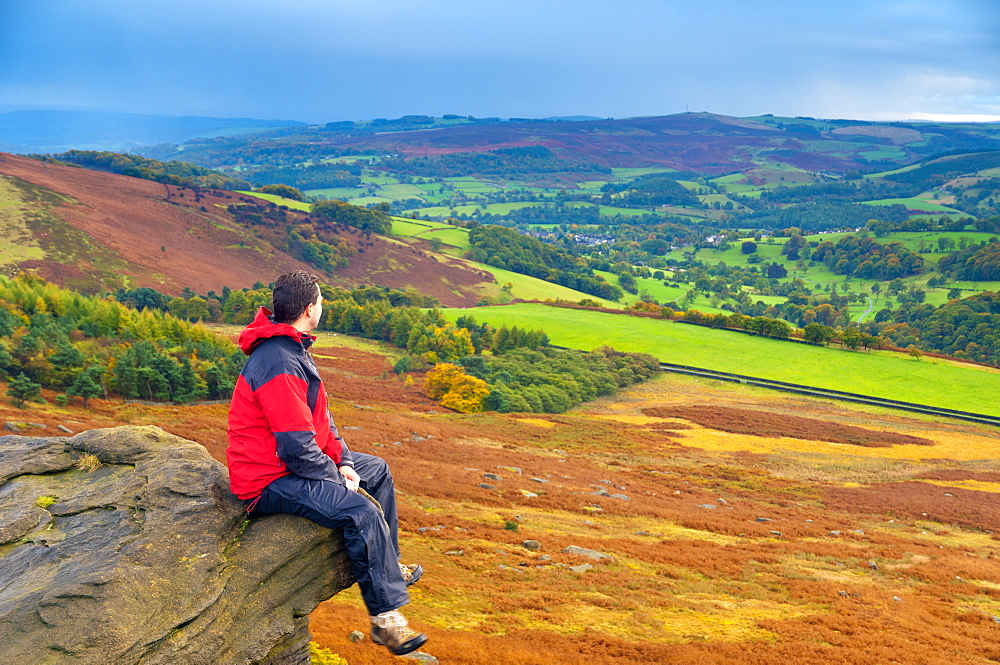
[0,426,353,664]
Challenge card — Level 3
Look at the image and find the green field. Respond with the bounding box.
[402,201,544,218]
[389,217,472,253]
[879,231,998,252]
[440,303,1000,417]
[238,191,311,211]
[362,174,398,186]
[608,167,677,180]
[857,146,908,161]
[377,183,427,199]
[564,201,657,217]
[387,219,627,304]
[304,187,364,200]
[667,231,1000,294]
[861,198,964,214]
[445,177,503,195]
[470,264,621,307]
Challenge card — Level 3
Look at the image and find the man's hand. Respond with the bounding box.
[339,465,360,492]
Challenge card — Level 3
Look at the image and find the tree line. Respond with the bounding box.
[467,225,623,301]
[809,235,924,280]
[429,345,660,414]
[938,239,1000,281]
[870,291,1000,365]
[113,283,438,327]
[601,175,700,207]
[377,146,610,178]
[0,275,242,407]
[736,202,910,232]
[243,162,362,191]
[37,150,251,190]
[309,294,659,414]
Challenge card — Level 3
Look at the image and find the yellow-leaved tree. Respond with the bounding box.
[425,363,489,413]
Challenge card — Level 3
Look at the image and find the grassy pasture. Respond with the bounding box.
[441,303,1000,416]
[608,167,677,180]
[879,231,999,249]
[857,146,908,161]
[388,220,473,255]
[377,183,427,200]
[861,198,964,214]
[469,263,621,306]
[318,155,379,164]
[698,193,746,209]
[668,231,1000,296]
[564,201,656,217]
[444,177,502,194]
[715,182,759,195]
[303,187,363,200]
[592,270,729,313]
[421,227,472,251]
[864,163,922,179]
[237,191,311,211]
[401,201,545,218]
[346,195,392,206]
[360,174,397,186]
[745,165,816,185]
[949,280,1000,291]
[665,242,785,265]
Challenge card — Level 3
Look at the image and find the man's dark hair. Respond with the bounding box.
[272,271,320,324]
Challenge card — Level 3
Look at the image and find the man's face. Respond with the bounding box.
[304,287,323,332]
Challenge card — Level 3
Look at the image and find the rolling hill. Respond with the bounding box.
[143,112,1000,176]
[0,152,491,303]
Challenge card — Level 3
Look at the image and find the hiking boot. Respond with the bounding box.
[370,610,428,655]
[400,562,423,586]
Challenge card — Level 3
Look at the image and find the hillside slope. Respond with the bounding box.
[9,332,1000,664]
[0,153,491,303]
[144,112,1000,176]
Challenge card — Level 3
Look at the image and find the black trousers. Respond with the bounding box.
[252,452,408,615]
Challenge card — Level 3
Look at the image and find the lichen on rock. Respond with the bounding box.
[0,426,353,664]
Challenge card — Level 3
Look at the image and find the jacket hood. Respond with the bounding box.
[238,307,315,355]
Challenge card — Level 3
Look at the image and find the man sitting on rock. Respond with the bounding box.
[226,270,427,656]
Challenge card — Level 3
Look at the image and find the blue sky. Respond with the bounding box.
[1,0,998,123]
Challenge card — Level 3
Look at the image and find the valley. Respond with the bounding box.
[3,109,1000,662]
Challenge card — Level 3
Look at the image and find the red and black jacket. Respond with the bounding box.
[226,307,353,500]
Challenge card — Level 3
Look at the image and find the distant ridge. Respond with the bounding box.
[0,110,306,153]
[540,115,605,122]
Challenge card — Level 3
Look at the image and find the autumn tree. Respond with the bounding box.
[257,184,305,201]
[803,322,835,345]
[424,363,489,413]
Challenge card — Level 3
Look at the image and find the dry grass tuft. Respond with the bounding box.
[75,453,102,472]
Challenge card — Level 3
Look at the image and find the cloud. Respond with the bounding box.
[0,0,997,122]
